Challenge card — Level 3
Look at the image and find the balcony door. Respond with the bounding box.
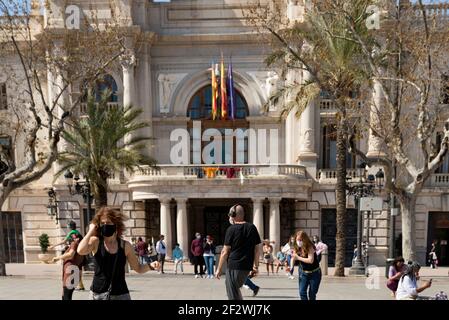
[187,85,249,164]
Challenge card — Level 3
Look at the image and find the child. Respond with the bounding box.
[173,243,184,274]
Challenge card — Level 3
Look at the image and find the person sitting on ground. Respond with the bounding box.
[386,256,405,297]
[396,261,432,300]
[275,250,286,274]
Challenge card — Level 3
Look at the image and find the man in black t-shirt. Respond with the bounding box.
[215,204,261,300]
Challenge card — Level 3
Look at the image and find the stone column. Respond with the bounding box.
[269,198,281,252]
[160,197,172,259]
[137,41,154,158]
[120,46,137,145]
[176,198,189,259]
[252,198,264,241]
[297,69,318,178]
[366,80,386,158]
[284,69,300,164]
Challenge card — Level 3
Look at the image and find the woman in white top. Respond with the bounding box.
[396,261,432,300]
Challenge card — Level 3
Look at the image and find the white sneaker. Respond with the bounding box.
[195,275,199,279]
[243,285,250,290]
[289,275,295,280]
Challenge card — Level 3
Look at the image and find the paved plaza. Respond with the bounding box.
[1,263,448,300]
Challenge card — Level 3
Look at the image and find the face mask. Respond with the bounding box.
[297,240,303,247]
[101,224,116,237]
[196,235,201,239]
[229,217,235,225]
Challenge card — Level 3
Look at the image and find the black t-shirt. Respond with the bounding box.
[224,222,261,271]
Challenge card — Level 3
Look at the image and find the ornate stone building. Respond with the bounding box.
[1,0,449,267]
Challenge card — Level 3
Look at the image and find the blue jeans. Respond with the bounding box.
[287,255,296,275]
[244,278,259,291]
[299,269,321,300]
[204,256,215,276]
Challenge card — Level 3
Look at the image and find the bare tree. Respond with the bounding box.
[342,0,449,261]
[0,0,133,276]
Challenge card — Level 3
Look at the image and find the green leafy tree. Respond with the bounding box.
[39,234,50,254]
[56,91,155,207]
[247,0,374,275]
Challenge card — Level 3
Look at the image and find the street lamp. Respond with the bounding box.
[64,170,93,221]
[64,170,95,271]
[47,188,62,224]
[347,162,381,275]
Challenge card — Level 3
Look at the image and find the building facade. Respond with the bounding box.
[1,0,449,267]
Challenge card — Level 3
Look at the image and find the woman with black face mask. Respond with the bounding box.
[78,207,160,300]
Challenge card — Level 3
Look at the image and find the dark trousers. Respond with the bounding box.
[62,287,74,300]
[225,269,250,300]
[158,254,166,272]
[299,269,322,300]
[244,277,259,291]
[193,255,205,275]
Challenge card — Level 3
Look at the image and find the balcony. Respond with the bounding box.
[79,102,120,116]
[413,3,449,20]
[427,174,449,188]
[128,164,310,200]
[319,99,363,115]
[318,168,363,184]
[134,164,306,179]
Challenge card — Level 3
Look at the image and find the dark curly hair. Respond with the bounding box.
[91,207,126,238]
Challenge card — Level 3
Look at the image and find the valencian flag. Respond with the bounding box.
[220,57,228,119]
[211,61,219,120]
[227,58,236,120]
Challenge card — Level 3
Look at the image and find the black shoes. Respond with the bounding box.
[253,287,260,297]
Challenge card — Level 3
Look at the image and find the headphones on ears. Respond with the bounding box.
[229,204,242,218]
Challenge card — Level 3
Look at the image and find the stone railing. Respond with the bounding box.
[428,173,449,187]
[319,99,363,114]
[413,3,449,20]
[318,168,362,183]
[79,102,120,116]
[135,164,306,179]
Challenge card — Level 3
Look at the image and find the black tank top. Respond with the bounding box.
[300,251,320,271]
[91,237,129,295]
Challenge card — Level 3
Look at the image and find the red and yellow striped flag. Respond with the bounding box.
[211,62,218,120]
[220,58,228,120]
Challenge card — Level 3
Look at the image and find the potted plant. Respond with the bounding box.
[38,233,52,263]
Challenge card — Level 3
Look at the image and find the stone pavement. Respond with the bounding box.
[0,263,448,300]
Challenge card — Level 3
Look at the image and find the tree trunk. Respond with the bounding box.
[399,194,417,262]
[0,189,10,276]
[95,181,108,208]
[334,118,347,277]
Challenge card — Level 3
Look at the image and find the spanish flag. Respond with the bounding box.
[211,62,218,120]
[220,57,227,120]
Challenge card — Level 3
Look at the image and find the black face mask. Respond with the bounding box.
[100,224,116,237]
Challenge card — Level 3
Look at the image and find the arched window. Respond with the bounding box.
[188,85,248,120]
[187,85,250,164]
[81,74,118,103]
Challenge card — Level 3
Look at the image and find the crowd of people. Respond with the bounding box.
[48,204,444,301]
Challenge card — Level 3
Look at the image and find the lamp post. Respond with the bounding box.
[47,188,62,224]
[64,170,95,271]
[348,163,384,275]
[64,170,93,223]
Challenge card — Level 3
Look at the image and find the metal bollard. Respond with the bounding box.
[320,249,328,276]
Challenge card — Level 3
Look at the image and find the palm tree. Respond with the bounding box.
[262,1,373,276]
[56,91,155,207]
